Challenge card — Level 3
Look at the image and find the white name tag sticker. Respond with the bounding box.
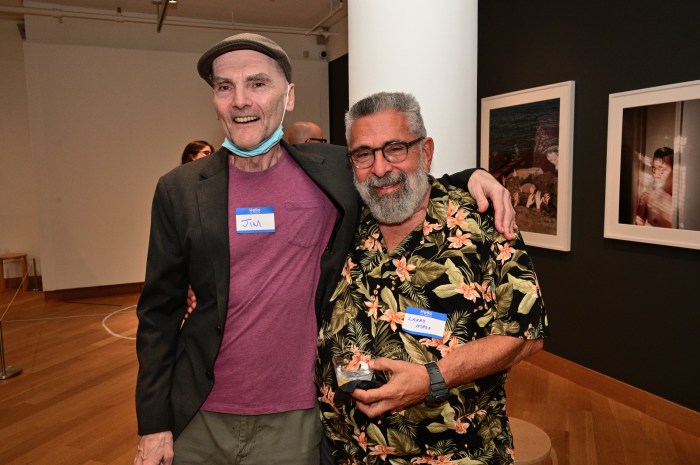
[402,307,447,339]
[235,206,275,234]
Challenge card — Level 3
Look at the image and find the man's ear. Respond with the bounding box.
[286,83,296,112]
[423,137,435,171]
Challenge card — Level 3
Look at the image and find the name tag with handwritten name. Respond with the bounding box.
[235,206,275,234]
[402,307,447,339]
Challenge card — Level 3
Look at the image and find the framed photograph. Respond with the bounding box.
[481,81,575,251]
[604,80,700,250]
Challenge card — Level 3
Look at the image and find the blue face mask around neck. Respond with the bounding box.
[223,125,284,158]
[222,86,290,158]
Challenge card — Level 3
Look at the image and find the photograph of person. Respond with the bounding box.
[617,98,700,231]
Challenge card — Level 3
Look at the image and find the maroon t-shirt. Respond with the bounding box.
[202,150,337,414]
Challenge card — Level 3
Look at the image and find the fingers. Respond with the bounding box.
[467,170,491,214]
[468,169,518,240]
[354,397,394,418]
[473,190,491,214]
[367,356,396,372]
[352,384,404,418]
[351,357,397,412]
[350,358,430,418]
[501,189,516,236]
[351,384,386,404]
[186,286,197,314]
[352,383,421,418]
[163,449,175,465]
[133,432,174,465]
[494,189,517,241]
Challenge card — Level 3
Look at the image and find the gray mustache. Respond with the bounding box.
[365,172,407,188]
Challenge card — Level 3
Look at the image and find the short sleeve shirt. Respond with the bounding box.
[316,177,548,464]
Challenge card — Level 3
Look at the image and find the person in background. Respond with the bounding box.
[635,146,674,228]
[316,92,547,464]
[286,120,326,144]
[134,33,517,465]
[180,140,214,164]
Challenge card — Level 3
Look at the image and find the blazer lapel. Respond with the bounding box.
[283,140,357,217]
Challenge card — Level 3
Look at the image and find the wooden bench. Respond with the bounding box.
[0,252,29,292]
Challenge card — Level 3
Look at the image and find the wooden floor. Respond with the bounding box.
[1,290,698,465]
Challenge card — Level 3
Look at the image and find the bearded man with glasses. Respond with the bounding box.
[316,92,548,464]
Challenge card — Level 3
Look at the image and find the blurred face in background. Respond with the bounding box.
[192,146,213,161]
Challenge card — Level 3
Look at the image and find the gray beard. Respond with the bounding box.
[353,158,430,225]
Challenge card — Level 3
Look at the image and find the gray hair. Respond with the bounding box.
[345,92,427,145]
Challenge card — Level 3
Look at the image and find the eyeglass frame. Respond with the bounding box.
[305,137,327,143]
[347,136,425,169]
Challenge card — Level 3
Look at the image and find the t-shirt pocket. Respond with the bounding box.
[285,201,328,248]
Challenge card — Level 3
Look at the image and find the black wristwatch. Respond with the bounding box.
[424,362,450,405]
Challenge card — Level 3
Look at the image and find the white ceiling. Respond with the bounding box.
[0,0,346,33]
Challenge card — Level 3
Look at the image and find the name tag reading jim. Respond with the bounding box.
[403,307,447,339]
[235,207,275,234]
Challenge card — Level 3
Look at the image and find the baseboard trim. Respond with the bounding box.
[527,350,699,437]
[44,282,143,300]
[2,275,42,291]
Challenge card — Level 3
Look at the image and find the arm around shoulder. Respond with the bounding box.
[441,168,516,239]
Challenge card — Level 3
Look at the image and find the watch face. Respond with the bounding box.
[427,388,449,403]
[426,395,447,406]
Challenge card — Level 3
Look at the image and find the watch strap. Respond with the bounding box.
[424,361,449,405]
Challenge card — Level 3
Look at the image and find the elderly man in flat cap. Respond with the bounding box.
[134,33,516,465]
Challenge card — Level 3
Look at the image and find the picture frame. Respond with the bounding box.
[481,81,575,251]
[604,80,700,250]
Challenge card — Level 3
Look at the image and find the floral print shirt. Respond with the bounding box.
[316,177,548,465]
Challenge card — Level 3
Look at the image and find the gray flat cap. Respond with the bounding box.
[197,33,292,86]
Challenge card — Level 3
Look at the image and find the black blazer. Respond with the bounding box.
[135,141,360,438]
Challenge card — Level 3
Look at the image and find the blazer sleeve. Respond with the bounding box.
[437,168,478,190]
[135,176,189,435]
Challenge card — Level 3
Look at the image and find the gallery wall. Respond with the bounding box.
[0,19,39,278]
[0,15,329,290]
[23,40,219,290]
[478,1,700,411]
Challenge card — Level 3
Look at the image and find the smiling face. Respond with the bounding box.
[350,110,434,224]
[211,50,295,149]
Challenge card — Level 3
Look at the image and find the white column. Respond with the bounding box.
[348,0,478,175]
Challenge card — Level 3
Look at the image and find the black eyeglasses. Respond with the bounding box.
[305,138,327,143]
[347,137,424,169]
